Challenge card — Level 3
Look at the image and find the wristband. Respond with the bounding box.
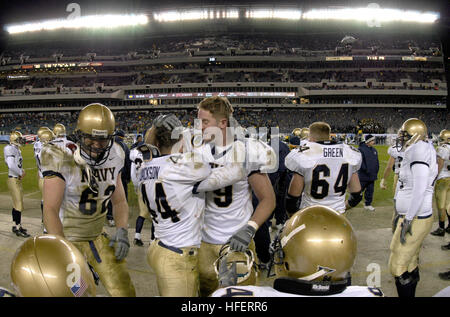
[247,220,259,231]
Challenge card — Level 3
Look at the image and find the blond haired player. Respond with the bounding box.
[140,113,246,296]
[196,96,276,296]
[41,103,135,297]
[285,122,363,216]
[4,131,29,238]
[430,129,450,239]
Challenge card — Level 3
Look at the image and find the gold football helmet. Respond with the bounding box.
[10,131,25,146]
[299,127,310,140]
[292,128,302,137]
[53,123,66,138]
[38,129,55,144]
[75,103,115,165]
[396,118,427,151]
[214,244,258,286]
[37,126,51,138]
[10,235,96,297]
[271,205,357,283]
[438,129,450,145]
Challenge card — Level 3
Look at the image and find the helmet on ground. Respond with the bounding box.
[11,235,96,297]
[272,205,357,283]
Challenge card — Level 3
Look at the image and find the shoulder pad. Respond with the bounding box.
[169,154,184,164]
[137,143,160,161]
[297,145,310,153]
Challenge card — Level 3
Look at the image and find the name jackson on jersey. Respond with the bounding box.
[40,140,125,241]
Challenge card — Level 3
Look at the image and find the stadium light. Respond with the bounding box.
[5,14,149,34]
[302,8,439,23]
[153,9,239,22]
[246,9,302,20]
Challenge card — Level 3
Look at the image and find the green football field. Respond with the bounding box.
[0,143,394,208]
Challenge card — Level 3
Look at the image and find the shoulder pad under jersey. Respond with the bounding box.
[137,143,160,161]
[343,144,362,166]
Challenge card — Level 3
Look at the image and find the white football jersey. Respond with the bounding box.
[4,144,23,177]
[140,153,210,248]
[40,141,125,241]
[129,147,143,188]
[211,285,383,297]
[387,145,404,174]
[198,139,276,245]
[395,141,438,218]
[34,140,43,178]
[285,141,362,214]
[436,144,450,180]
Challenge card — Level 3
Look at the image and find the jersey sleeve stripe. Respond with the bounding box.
[42,171,66,182]
[410,161,429,168]
[248,170,261,177]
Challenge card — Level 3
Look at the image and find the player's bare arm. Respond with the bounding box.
[437,156,444,175]
[381,156,395,189]
[110,172,129,229]
[43,176,65,237]
[286,173,304,217]
[248,172,276,227]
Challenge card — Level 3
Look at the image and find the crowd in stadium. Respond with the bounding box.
[2,32,441,60]
[0,107,446,137]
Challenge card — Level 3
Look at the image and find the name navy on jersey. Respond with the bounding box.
[40,141,125,241]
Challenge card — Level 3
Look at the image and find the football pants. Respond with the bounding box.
[147,239,199,297]
[71,233,136,297]
[389,215,433,277]
[434,178,450,219]
[7,177,24,211]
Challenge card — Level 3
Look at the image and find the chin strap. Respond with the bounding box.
[74,146,99,194]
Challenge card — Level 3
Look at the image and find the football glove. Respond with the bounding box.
[109,227,130,261]
[229,224,256,252]
[218,255,238,288]
[400,219,413,245]
[380,178,387,190]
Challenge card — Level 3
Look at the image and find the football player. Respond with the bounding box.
[211,205,384,297]
[284,122,363,216]
[41,103,135,297]
[299,127,310,146]
[380,132,405,232]
[380,135,404,195]
[34,127,55,232]
[140,113,246,297]
[53,123,67,141]
[196,96,276,297]
[9,235,97,297]
[388,118,438,297]
[4,131,29,238]
[430,129,450,238]
[130,129,156,247]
